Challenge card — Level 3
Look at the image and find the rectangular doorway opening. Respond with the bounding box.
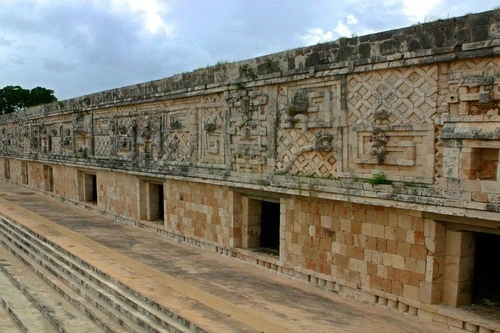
[43,165,54,192]
[147,183,164,222]
[21,162,28,185]
[4,160,10,179]
[259,201,280,252]
[83,173,97,204]
[242,197,281,257]
[472,233,500,306]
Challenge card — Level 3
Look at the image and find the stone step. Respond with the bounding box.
[0,216,200,333]
[0,230,127,333]
[0,303,23,333]
[0,245,109,333]
[0,221,159,333]
[0,258,58,333]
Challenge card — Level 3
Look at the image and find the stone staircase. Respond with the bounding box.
[0,247,97,333]
[0,215,205,333]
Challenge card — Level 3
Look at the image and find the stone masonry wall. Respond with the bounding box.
[284,197,430,303]
[97,170,140,220]
[164,180,232,245]
[0,10,499,327]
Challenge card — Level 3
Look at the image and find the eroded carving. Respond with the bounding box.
[287,89,309,133]
[314,132,334,152]
[204,121,218,133]
[370,127,388,164]
[374,109,390,122]
[139,118,151,139]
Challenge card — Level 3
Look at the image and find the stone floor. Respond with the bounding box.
[0,182,454,332]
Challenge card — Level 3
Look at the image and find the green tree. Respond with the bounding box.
[0,85,58,114]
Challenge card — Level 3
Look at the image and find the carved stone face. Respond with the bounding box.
[314,132,334,152]
[288,89,309,116]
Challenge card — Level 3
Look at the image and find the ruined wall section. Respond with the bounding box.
[0,10,499,221]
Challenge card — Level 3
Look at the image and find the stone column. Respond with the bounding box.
[442,230,475,307]
[419,219,446,304]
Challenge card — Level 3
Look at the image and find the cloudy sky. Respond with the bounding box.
[0,0,498,100]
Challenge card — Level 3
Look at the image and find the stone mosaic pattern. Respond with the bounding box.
[347,66,438,126]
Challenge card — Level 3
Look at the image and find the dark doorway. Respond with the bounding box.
[158,184,164,221]
[473,233,500,306]
[90,174,97,203]
[83,173,97,203]
[21,162,28,185]
[44,165,54,192]
[259,201,280,251]
[146,183,164,222]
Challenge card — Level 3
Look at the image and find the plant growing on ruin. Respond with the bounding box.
[240,64,258,80]
[264,58,276,72]
[366,172,391,186]
[235,82,247,90]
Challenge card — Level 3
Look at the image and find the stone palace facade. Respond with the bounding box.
[1,9,499,322]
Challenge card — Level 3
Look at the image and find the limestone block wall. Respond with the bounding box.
[28,162,45,190]
[3,159,27,186]
[283,197,430,303]
[164,180,232,244]
[52,165,79,201]
[97,170,139,220]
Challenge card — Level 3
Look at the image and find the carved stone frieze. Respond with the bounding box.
[228,88,270,173]
[276,130,336,176]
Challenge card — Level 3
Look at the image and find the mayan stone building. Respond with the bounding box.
[0,9,499,322]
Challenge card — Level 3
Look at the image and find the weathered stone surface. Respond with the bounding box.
[0,10,499,319]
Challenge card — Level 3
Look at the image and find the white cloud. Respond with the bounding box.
[382,0,444,22]
[300,28,334,45]
[334,21,352,37]
[301,13,359,44]
[110,0,174,36]
[347,14,358,25]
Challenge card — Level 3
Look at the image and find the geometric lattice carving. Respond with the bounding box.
[277,128,336,177]
[94,135,111,157]
[50,136,62,154]
[62,122,73,154]
[163,132,190,163]
[162,110,191,164]
[347,66,438,126]
[116,117,134,156]
[276,81,339,177]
